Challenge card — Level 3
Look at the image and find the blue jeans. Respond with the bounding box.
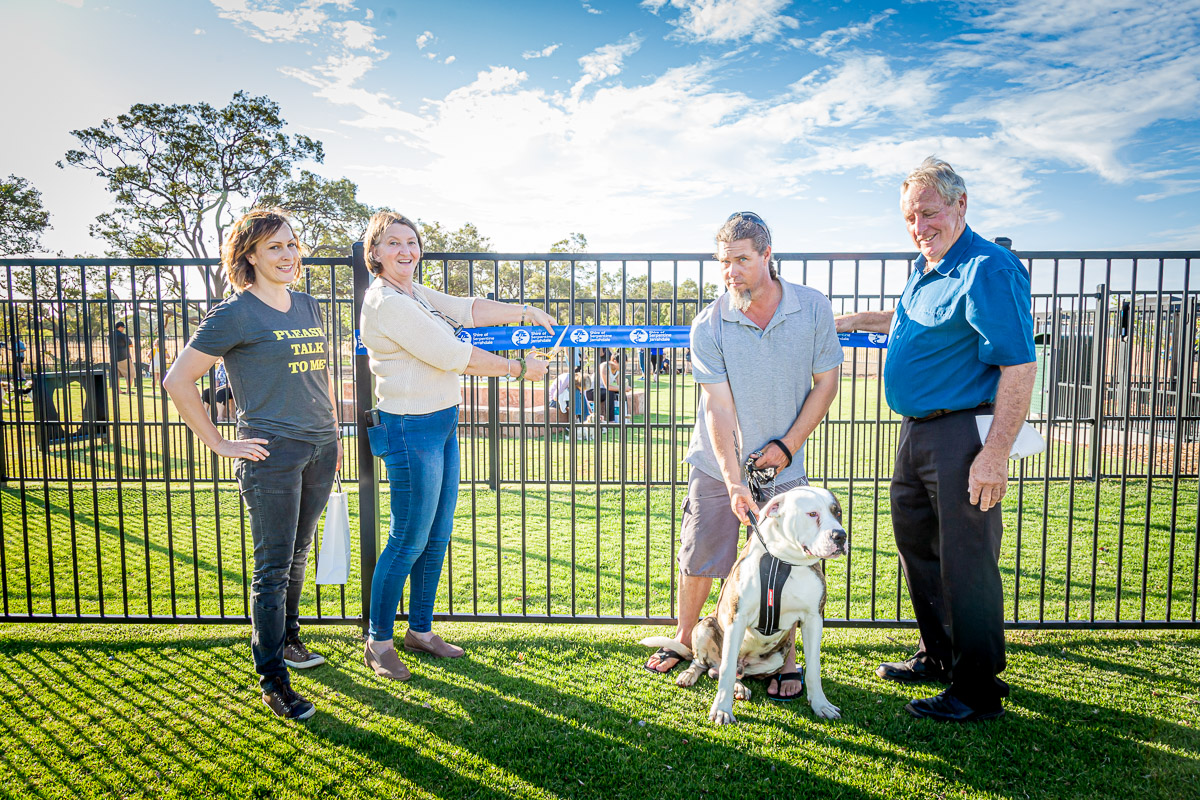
[367,406,459,641]
[235,428,337,692]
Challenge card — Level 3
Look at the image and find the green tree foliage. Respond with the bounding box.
[60,91,323,299]
[262,170,374,258]
[417,220,495,297]
[0,174,51,256]
[262,169,376,302]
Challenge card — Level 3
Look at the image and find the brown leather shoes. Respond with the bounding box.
[364,641,411,680]
[403,630,465,658]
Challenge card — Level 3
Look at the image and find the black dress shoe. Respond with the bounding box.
[876,655,949,683]
[905,690,1004,722]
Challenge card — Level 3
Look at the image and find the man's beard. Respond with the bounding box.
[730,288,753,312]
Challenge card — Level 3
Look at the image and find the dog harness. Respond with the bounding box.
[751,518,794,636]
[745,455,798,637]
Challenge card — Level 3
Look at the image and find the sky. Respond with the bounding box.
[3,0,1200,259]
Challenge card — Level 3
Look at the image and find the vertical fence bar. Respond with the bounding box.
[1090,275,1111,622]
[352,243,378,631]
[1167,266,1194,622]
[1141,262,1167,622]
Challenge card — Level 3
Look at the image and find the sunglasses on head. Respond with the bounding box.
[726,211,772,245]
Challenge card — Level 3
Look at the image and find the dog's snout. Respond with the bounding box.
[831,528,847,547]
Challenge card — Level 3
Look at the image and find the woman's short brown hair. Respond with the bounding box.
[363,210,422,275]
[222,208,302,291]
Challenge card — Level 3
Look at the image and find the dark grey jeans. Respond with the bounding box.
[235,428,337,692]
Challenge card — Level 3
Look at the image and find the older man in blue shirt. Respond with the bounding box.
[837,157,1036,722]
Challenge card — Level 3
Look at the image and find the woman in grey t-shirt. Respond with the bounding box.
[164,209,340,722]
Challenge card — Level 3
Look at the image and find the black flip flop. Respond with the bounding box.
[766,671,805,702]
[644,646,686,673]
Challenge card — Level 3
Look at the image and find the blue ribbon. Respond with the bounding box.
[838,332,889,349]
[353,326,888,354]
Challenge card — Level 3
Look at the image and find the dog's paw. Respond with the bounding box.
[709,703,737,725]
[675,665,701,688]
[733,681,751,701]
[810,697,841,720]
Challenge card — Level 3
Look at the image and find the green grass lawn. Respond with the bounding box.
[0,622,1196,800]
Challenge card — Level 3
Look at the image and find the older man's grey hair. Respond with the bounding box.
[902,157,967,206]
[715,214,777,278]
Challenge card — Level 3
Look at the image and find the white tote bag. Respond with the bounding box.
[315,474,351,585]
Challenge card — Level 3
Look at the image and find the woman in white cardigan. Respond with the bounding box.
[358,210,552,681]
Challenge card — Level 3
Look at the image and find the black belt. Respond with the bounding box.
[912,402,992,422]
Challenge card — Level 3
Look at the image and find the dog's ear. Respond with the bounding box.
[761,494,788,519]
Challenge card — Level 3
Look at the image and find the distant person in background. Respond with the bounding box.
[149,343,168,390]
[359,209,552,682]
[165,208,340,722]
[13,338,26,384]
[548,365,588,428]
[587,350,623,422]
[112,322,133,393]
[200,358,235,422]
[648,346,665,376]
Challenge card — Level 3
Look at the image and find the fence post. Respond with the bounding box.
[1091,283,1109,480]
[352,242,378,632]
[486,292,501,491]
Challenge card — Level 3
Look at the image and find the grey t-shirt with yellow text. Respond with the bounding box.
[189,290,336,444]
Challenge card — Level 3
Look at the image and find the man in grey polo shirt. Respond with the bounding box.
[644,212,843,700]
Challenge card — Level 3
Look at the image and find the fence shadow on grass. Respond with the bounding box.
[2,628,1197,798]
[304,633,881,800]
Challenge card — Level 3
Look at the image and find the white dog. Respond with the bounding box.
[643,486,847,724]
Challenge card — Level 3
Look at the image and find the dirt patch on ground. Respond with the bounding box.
[1101,440,1200,474]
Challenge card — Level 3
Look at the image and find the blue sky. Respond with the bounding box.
[4,0,1200,258]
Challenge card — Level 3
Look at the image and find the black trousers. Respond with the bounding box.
[891,408,1009,708]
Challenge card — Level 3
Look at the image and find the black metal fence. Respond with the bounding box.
[1,247,1197,629]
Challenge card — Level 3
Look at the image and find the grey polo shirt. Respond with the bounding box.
[685,277,843,486]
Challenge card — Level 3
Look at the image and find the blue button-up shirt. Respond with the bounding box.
[883,224,1035,419]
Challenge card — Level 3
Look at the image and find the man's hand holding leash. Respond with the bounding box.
[727,483,758,526]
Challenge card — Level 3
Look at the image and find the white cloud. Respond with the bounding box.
[444,55,456,65]
[258,0,1200,248]
[582,1,601,13]
[336,20,377,50]
[523,43,561,59]
[944,0,1200,185]
[194,28,206,35]
[802,9,896,56]
[1137,222,1200,249]
[572,35,642,101]
[209,0,337,43]
[641,0,798,43]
